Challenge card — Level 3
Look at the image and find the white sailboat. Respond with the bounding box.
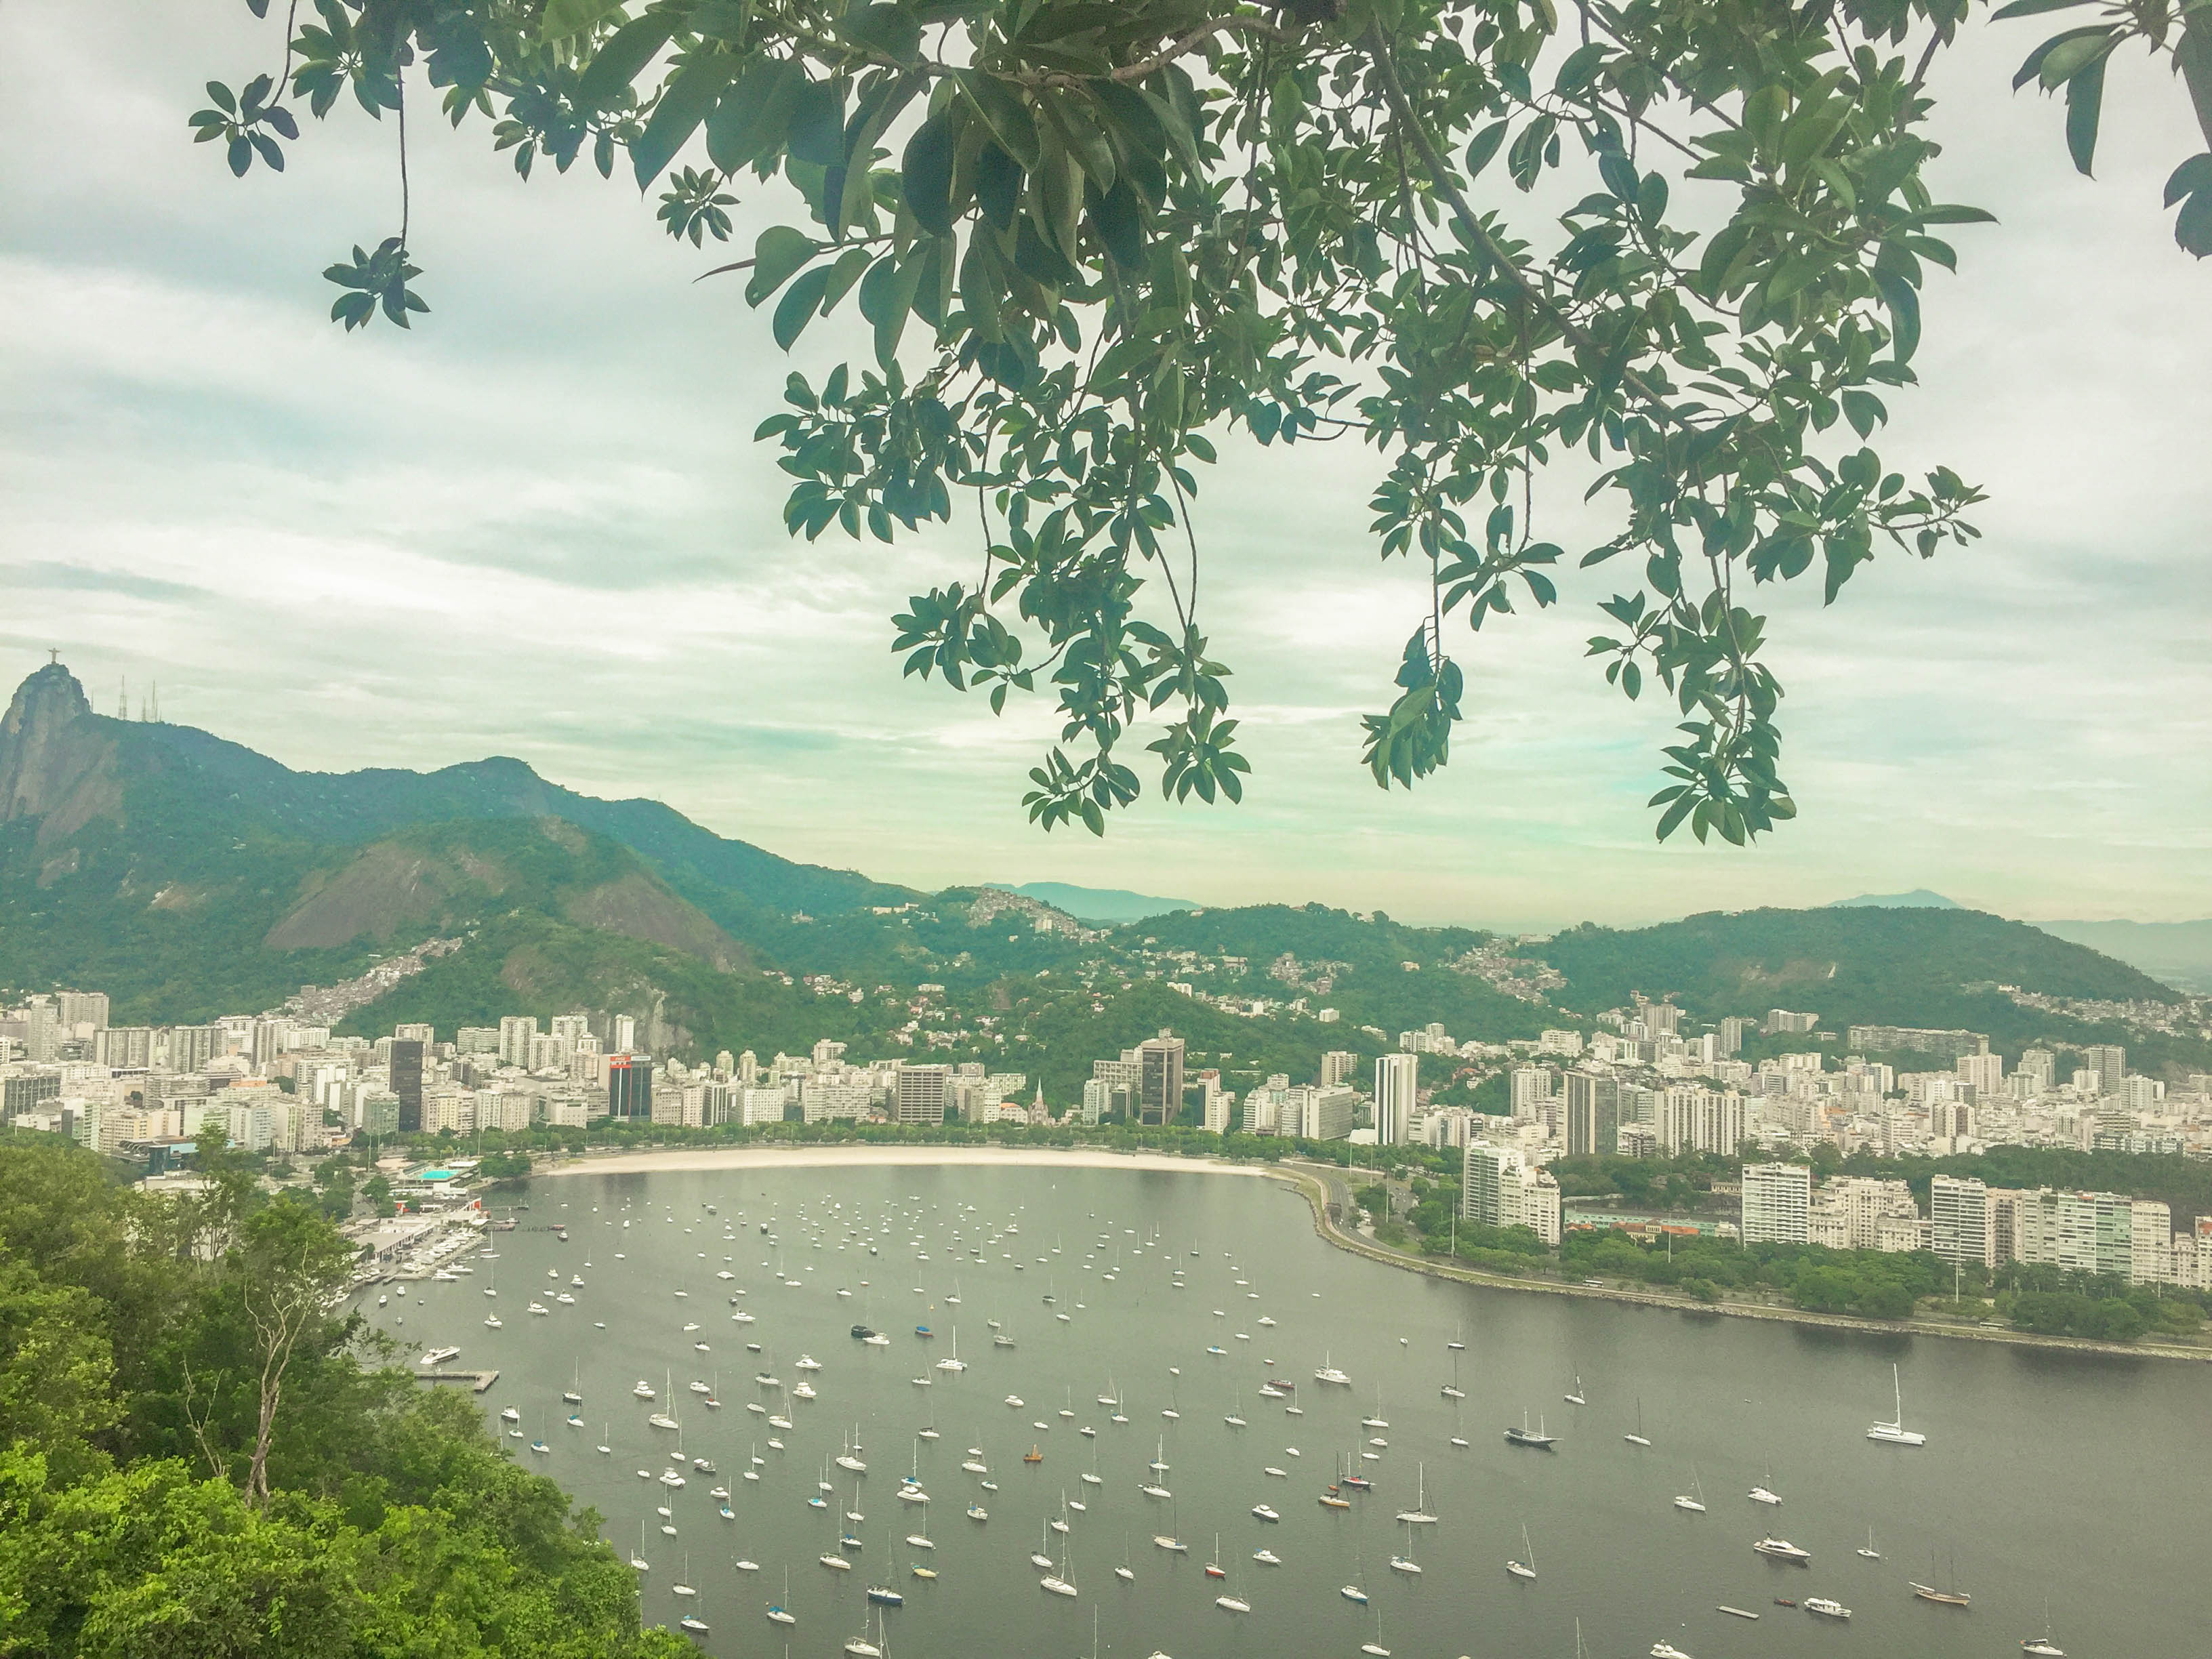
[1672,1469,1707,1513]
[1867,1363,1926,1446]
[1507,1521,1537,1580]
[1623,1395,1652,1447]
[1393,1462,1437,1525]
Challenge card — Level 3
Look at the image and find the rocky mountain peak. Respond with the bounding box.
[1,661,119,838]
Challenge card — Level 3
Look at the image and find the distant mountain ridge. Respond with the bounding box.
[2035,918,2212,995]
[1007,881,1199,922]
[1827,888,1962,909]
[3,664,2200,1075]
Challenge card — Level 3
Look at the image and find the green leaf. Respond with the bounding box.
[633,56,734,188]
[955,70,1040,171]
[1991,0,2094,16]
[539,0,627,42]
[2062,55,2108,176]
[773,262,834,350]
[1464,119,1509,179]
[2163,152,2212,206]
[707,58,800,173]
[745,225,820,306]
[1086,178,1145,269]
[575,16,675,110]
[844,2,922,64]
[976,142,1023,229]
[903,107,959,238]
[786,77,847,169]
[1873,268,1920,363]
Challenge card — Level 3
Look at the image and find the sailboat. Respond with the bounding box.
[1673,1468,1706,1513]
[563,1361,583,1405]
[1910,1551,1971,1605]
[1114,1530,1135,1582]
[1507,1521,1537,1580]
[1856,1526,1881,1561]
[1868,1363,1926,1446]
[1440,1353,1465,1400]
[1204,1532,1227,1580]
[1387,1519,1421,1575]
[1748,1462,1782,1505]
[1564,1373,1586,1406]
[673,1553,697,1597]
[1623,1397,1652,1447]
[1360,1605,1391,1657]
[1393,1463,1437,1525]
[1447,1322,1465,1351]
[842,1608,882,1657]
[1040,1533,1078,1597]
[1151,1494,1187,1553]
[1504,1409,1557,1449]
[630,1521,649,1572]
[2020,1597,2064,1656]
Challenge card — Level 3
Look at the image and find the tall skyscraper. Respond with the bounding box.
[607,1053,653,1122]
[498,1015,540,1067]
[1563,1069,1620,1157]
[2085,1044,2127,1097]
[1740,1162,1812,1244]
[389,1039,425,1133]
[1374,1052,1419,1145]
[1137,1031,1185,1126]
[57,990,110,1031]
[896,1064,949,1126]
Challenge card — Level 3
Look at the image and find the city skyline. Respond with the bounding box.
[4,9,2209,933]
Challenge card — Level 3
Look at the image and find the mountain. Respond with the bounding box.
[1536,906,2185,1059]
[1007,881,1199,923]
[6,663,2203,1079]
[1827,888,1962,909]
[2036,918,2212,995]
[0,663,866,1020]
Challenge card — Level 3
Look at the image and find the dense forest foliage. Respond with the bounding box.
[0,1134,682,1658]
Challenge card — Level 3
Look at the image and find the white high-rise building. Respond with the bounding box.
[1374,1053,1418,1145]
[1460,1142,1561,1245]
[1741,1163,1812,1245]
[1929,1174,1991,1269]
[496,1015,538,1067]
[1509,1066,1553,1121]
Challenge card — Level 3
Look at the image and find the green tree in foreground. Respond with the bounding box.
[183,1,2206,839]
[0,1139,686,1658]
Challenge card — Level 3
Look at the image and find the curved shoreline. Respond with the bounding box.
[1272,1160,2212,1366]
[531,1143,2210,1364]
[538,1143,1280,1181]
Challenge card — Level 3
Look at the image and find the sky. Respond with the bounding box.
[3,5,2207,934]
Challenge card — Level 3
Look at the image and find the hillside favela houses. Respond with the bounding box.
[7,979,2212,1288]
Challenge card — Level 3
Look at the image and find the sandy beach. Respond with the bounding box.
[538,1144,1284,1181]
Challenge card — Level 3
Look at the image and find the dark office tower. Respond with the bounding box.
[1138,1031,1186,1126]
[390,1040,425,1132]
[608,1053,653,1122]
[1563,1068,1620,1157]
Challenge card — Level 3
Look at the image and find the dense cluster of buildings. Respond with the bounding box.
[0,988,1065,1156]
[1739,1161,2211,1288]
[7,979,2209,1292]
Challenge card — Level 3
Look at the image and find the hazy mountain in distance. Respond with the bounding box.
[1008,881,1200,923]
[2036,919,2212,995]
[1827,888,1962,909]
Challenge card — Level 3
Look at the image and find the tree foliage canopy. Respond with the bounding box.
[192,0,2210,839]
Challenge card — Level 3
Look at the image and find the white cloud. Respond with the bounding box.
[0,4,2205,933]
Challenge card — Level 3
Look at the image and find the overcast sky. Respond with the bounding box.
[3,5,2206,933]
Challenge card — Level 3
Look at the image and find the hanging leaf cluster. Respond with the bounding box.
[188,0,2192,840]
